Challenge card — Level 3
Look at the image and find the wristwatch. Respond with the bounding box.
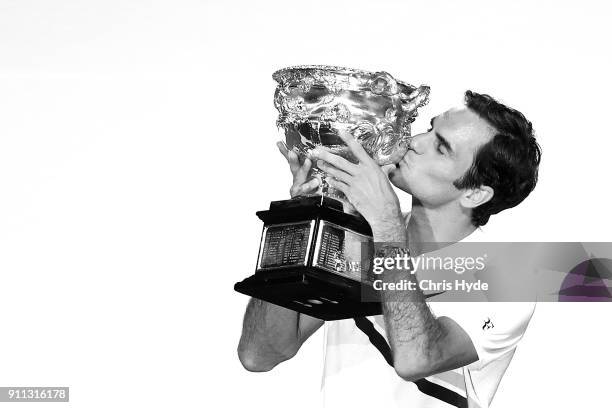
[374,245,411,260]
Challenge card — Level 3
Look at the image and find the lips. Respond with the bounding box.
[398,155,410,168]
[405,147,417,157]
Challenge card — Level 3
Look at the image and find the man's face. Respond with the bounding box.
[389,107,494,206]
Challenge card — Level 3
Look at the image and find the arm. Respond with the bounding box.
[374,228,478,381]
[237,300,323,371]
[313,137,478,381]
[237,142,324,372]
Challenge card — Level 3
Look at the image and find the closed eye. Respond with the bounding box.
[435,132,453,156]
[427,126,444,154]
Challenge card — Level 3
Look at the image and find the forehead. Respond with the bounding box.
[436,107,495,153]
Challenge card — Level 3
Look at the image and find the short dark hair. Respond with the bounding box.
[453,90,542,227]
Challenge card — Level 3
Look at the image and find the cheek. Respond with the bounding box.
[415,158,456,185]
[402,161,462,200]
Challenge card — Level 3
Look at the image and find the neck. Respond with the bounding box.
[407,198,477,255]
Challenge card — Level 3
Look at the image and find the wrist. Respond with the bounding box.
[373,229,407,244]
[371,215,407,244]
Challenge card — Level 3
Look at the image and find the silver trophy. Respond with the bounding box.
[273,65,430,199]
[235,66,430,320]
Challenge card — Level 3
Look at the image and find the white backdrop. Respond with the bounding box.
[0,0,610,407]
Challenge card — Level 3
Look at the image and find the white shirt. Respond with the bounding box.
[321,217,535,408]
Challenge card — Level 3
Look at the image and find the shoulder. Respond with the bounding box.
[430,301,535,371]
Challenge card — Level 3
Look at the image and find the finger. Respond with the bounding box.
[296,157,312,180]
[327,177,349,197]
[300,177,320,193]
[287,149,301,174]
[292,178,320,197]
[336,131,372,165]
[276,141,289,160]
[278,141,301,174]
[381,164,395,176]
[312,148,357,175]
[317,160,352,184]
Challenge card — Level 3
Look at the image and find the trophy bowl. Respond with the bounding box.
[273,65,430,198]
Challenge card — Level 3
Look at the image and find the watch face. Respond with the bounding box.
[375,246,410,259]
[380,245,408,253]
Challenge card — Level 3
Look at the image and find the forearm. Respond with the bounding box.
[373,224,447,380]
[237,298,301,372]
[381,266,446,380]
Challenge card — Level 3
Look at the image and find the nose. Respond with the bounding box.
[409,132,426,154]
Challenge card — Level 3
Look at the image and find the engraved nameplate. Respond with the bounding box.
[257,221,315,270]
[313,220,372,281]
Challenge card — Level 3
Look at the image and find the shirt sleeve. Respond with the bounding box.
[428,301,536,371]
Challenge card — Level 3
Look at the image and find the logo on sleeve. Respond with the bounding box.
[482,318,494,330]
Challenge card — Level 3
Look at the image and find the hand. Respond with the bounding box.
[311,136,405,242]
[277,141,320,198]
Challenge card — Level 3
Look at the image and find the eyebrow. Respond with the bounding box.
[431,116,454,155]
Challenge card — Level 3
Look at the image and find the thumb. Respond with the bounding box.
[381,164,396,175]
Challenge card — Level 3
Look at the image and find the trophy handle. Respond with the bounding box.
[402,85,431,117]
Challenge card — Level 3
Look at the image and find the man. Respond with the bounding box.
[237,91,541,407]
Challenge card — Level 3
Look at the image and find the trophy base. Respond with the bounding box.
[234,195,381,321]
[234,266,381,321]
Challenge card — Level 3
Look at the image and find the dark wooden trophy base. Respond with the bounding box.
[234,196,381,321]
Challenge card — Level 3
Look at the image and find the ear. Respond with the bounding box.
[460,185,494,209]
